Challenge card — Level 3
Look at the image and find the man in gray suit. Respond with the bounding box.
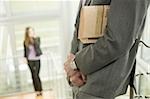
[64,0,150,99]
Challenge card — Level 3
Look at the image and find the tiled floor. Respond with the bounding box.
[0,90,133,99]
[0,91,55,99]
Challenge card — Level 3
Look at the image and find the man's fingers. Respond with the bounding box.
[68,53,75,58]
[70,72,86,87]
[72,81,84,87]
[81,73,86,82]
[64,54,86,87]
[64,53,75,75]
[64,60,71,67]
[67,53,75,61]
[70,77,84,87]
[64,60,72,72]
[71,79,85,87]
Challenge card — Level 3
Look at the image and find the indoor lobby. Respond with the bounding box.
[0,0,150,99]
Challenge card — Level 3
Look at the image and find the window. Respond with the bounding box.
[10,0,60,15]
[0,27,4,56]
[15,20,61,50]
[0,0,6,17]
[0,1,72,98]
[140,6,150,63]
[135,6,150,98]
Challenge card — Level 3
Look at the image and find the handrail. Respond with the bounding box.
[0,51,58,60]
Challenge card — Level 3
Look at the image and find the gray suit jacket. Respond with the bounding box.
[71,0,150,98]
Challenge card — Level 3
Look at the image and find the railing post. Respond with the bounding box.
[130,87,134,99]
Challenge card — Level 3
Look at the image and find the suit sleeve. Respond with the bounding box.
[70,29,79,54]
[74,0,149,75]
[74,26,126,75]
[70,0,83,55]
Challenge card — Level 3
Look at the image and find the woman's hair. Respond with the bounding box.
[24,27,34,47]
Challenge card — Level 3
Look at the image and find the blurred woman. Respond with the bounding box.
[23,27,43,96]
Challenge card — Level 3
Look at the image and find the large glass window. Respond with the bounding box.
[135,6,150,98]
[2,0,150,99]
[15,20,61,50]
[0,27,4,56]
[0,1,71,98]
[141,6,150,63]
[0,0,6,17]
[9,0,60,15]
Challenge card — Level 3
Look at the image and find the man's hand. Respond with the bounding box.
[64,53,86,87]
[70,70,86,87]
[64,53,76,76]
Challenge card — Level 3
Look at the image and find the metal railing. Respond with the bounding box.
[0,47,150,99]
[0,50,73,99]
